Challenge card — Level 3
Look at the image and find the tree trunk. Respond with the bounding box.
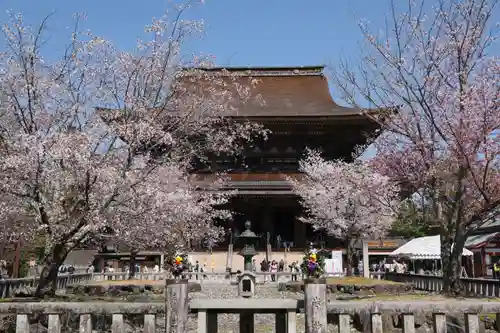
[128,249,139,280]
[34,243,67,298]
[441,232,465,296]
[345,237,354,276]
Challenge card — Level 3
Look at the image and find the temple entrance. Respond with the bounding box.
[223,195,335,251]
[200,194,344,252]
[273,209,295,249]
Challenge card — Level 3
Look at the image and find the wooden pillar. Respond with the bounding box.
[304,277,327,333]
[12,239,22,278]
[263,208,274,260]
[165,279,189,333]
[293,218,307,249]
[98,256,105,272]
[264,208,274,243]
[481,248,486,277]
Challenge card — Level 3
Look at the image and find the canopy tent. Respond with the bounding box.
[389,235,473,260]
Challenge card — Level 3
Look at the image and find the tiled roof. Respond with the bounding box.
[478,207,500,229]
[465,233,499,248]
[63,250,98,266]
[180,66,365,117]
[99,66,381,125]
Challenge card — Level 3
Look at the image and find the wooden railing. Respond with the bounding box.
[1,299,500,333]
[385,272,500,297]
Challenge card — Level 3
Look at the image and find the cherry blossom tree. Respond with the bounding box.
[106,165,231,280]
[290,150,400,275]
[0,4,264,296]
[331,0,500,292]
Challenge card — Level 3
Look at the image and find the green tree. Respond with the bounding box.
[389,201,437,239]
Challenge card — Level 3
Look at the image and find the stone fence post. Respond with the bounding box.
[165,279,189,333]
[304,277,327,333]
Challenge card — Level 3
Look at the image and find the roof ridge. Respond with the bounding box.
[183,66,325,77]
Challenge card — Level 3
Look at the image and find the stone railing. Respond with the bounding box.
[92,271,305,282]
[0,270,383,298]
[1,299,500,333]
[81,270,381,283]
[0,271,302,297]
[369,271,385,280]
[385,273,500,297]
[0,273,93,298]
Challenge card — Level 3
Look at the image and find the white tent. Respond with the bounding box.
[390,235,473,260]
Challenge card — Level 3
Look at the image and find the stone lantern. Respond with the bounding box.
[236,220,259,298]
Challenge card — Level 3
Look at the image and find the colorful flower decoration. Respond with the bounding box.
[170,252,189,278]
[301,247,325,278]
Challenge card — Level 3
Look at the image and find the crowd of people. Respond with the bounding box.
[256,258,301,281]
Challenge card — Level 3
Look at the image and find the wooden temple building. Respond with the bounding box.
[465,207,500,277]
[92,65,389,271]
[188,66,381,251]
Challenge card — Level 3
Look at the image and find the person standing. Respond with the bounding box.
[0,260,8,279]
[290,262,299,282]
[494,260,500,279]
[194,261,200,280]
[270,260,278,282]
[260,259,269,282]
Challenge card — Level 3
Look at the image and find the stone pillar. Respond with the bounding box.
[240,312,254,333]
[363,240,370,278]
[165,279,189,333]
[160,254,165,272]
[304,277,327,333]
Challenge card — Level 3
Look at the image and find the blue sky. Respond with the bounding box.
[1,0,497,161]
[1,0,498,87]
[0,0,397,67]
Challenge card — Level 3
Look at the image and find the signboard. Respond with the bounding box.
[330,251,343,274]
[367,241,398,248]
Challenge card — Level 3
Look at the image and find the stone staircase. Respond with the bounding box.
[187,251,304,272]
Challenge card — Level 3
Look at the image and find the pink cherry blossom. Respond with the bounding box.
[289,149,400,275]
[0,4,264,295]
[331,0,499,292]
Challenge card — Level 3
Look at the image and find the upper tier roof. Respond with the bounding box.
[99,66,382,124]
[184,66,364,117]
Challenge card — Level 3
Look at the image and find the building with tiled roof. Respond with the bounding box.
[465,207,500,277]
[186,66,381,251]
[100,65,383,255]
